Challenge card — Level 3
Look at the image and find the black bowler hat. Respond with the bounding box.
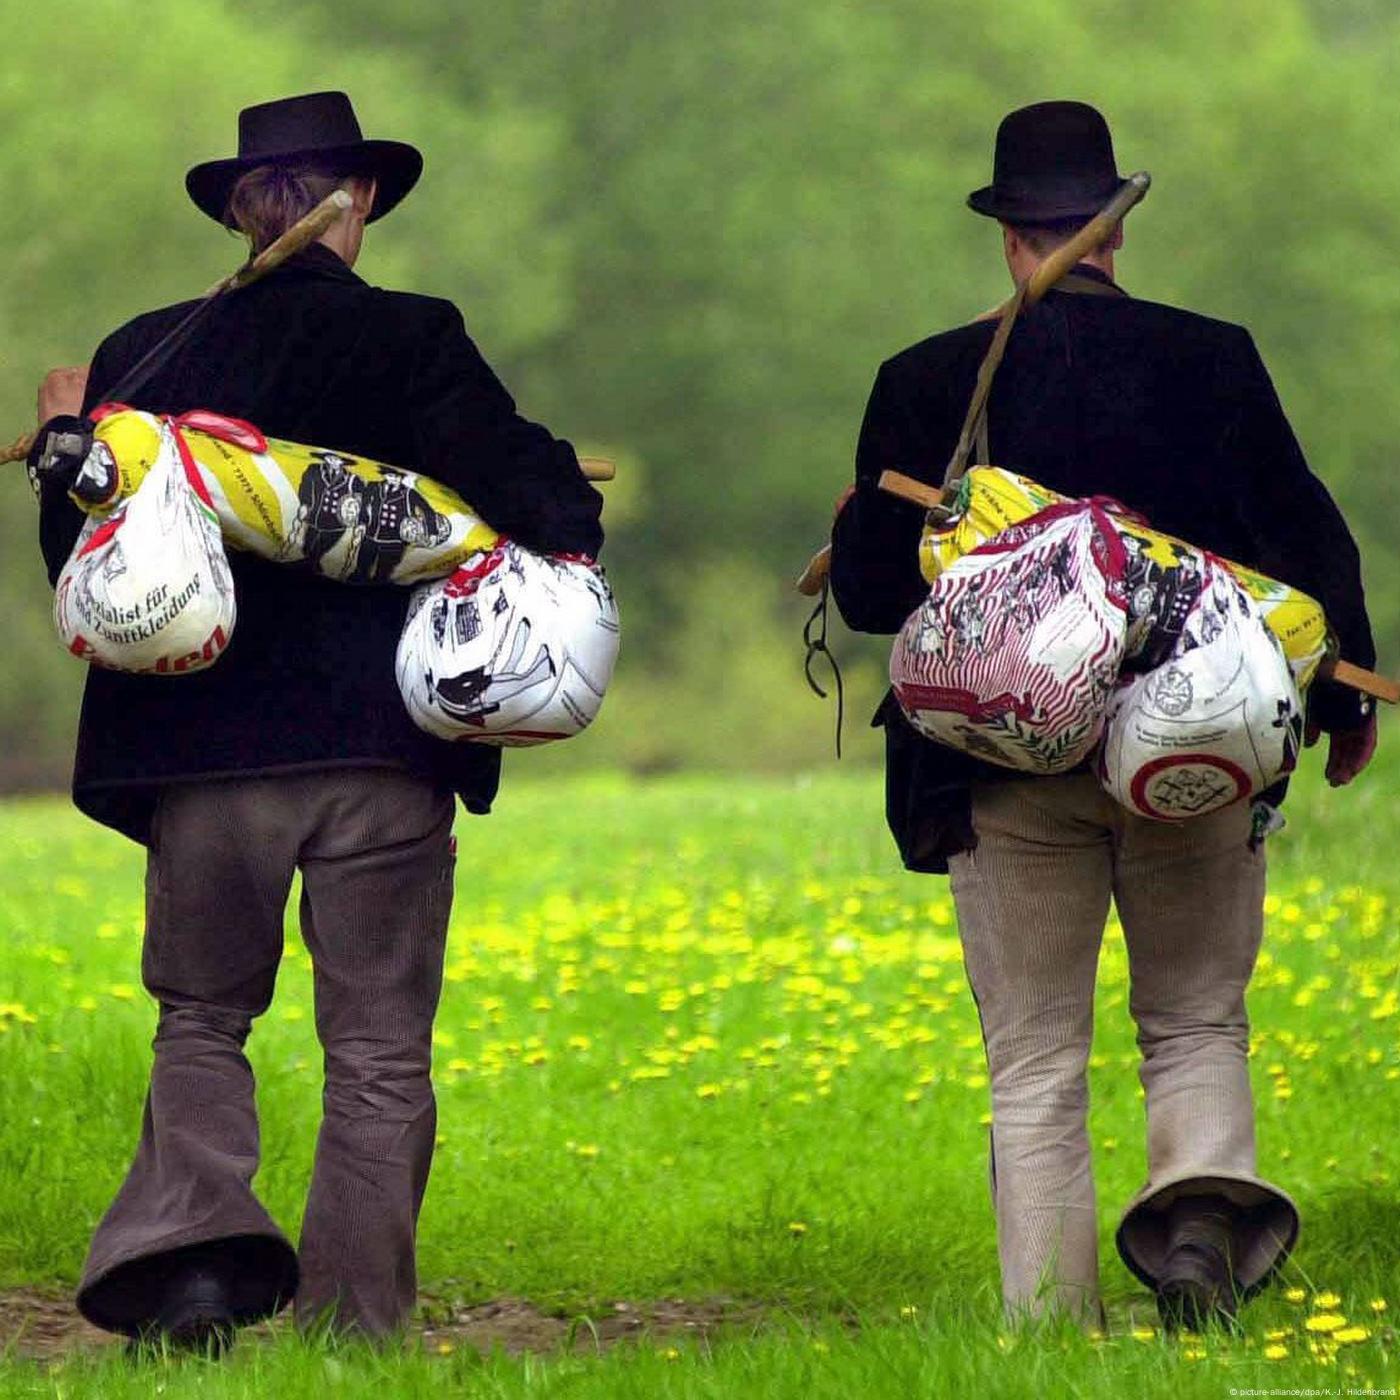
[185,90,423,227]
[967,101,1128,222]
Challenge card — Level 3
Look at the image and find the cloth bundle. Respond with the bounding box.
[55,417,235,674]
[56,406,619,745]
[891,500,1129,773]
[397,542,620,747]
[893,467,1318,818]
[1098,558,1302,819]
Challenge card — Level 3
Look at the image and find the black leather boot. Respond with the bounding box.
[132,1258,237,1357]
[1155,1193,1240,1332]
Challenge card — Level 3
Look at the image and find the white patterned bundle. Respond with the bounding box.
[55,419,236,674]
[890,501,1129,773]
[1098,559,1302,820]
[397,543,620,746]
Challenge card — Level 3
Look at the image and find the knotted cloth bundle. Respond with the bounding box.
[891,499,1130,773]
[895,466,1321,818]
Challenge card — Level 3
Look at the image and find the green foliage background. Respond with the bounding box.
[2,0,1398,787]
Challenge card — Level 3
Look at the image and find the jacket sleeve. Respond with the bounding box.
[1223,330,1376,732]
[829,360,934,634]
[406,300,604,558]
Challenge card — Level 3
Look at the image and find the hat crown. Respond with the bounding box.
[236,91,364,162]
[992,101,1117,187]
[967,100,1125,222]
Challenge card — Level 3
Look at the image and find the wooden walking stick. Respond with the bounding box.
[0,189,354,467]
[795,173,1151,597]
[2,187,617,486]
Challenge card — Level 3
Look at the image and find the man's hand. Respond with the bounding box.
[1304,710,1378,787]
[38,366,89,423]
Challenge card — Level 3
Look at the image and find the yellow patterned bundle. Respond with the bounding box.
[72,405,500,586]
[918,466,1330,690]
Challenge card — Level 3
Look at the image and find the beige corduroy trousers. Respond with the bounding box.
[947,772,1295,1320]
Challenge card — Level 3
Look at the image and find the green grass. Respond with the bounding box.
[1,748,1398,1395]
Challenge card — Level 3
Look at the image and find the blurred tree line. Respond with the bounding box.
[2,0,1399,789]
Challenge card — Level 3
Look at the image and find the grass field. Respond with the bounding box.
[0,750,1397,1396]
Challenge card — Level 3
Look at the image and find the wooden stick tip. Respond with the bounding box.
[330,190,353,210]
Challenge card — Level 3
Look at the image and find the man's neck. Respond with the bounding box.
[1007,246,1116,285]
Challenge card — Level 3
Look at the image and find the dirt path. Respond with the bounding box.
[0,1287,770,1363]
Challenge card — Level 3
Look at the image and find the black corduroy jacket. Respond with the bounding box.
[830,267,1374,873]
[38,244,604,844]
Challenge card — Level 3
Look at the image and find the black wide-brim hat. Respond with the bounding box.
[968,100,1129,223]
[186,90,423,227]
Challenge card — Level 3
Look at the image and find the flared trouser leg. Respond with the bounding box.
[292,774,455,1337]
[1114,802,1296,1293]
[76,780,302,1335]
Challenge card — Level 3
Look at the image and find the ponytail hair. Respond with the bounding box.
[224,162,346,254]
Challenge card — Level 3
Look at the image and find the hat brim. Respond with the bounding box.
[185,138,423,227]
[966,176,1131,223]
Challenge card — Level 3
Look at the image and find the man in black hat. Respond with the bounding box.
[35,90,603,1347]
[828,100,1375,1327]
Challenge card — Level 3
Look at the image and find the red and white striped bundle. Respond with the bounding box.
[890,501,1129,773]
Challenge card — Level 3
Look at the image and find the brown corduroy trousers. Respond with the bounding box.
[947,772,1293,1321]
[76,768,456,1338]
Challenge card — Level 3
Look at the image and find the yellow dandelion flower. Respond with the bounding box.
[1264,1343,1288,1360]
[1333,1326,1370,1344]
[1304,1313,1346,1333]
[108,984,135,1001]
[1284,1287,1307,1303]
[899,1304,919,1319]
[696,1084,722,1099]
[1369,1298,1387,1313]
[1265,1328,1291,1341]
[435,1340,455,1355]
[1131,1326,1156,1341]
[788,1221,807,1236]
[662,1347,681,1361]
[1182,1345,1206,1361]
[1314,1291,1341,1308]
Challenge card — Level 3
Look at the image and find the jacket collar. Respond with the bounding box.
[261,241,365,286]
[1056,261,1128,297]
